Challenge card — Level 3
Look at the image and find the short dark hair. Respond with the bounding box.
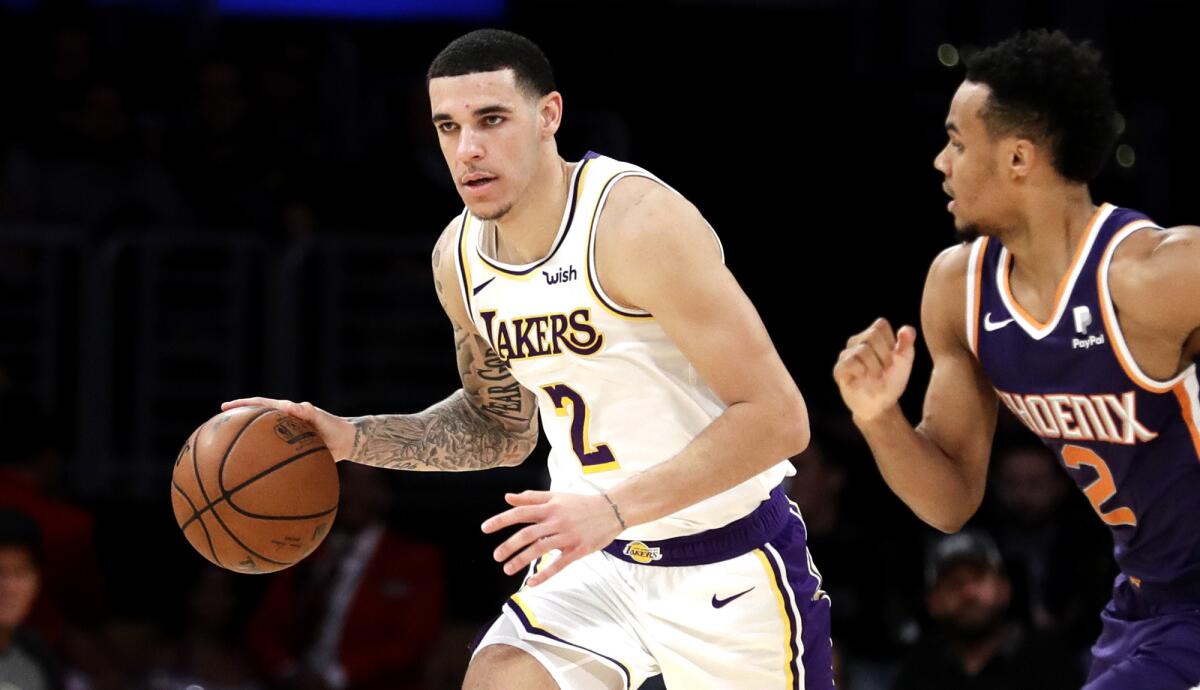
[965,29,1119,183]
[0,510,42,565]
[427,29,556,98]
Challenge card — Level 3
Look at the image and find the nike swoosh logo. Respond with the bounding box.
[472,277,496,295]
[983,312,1014,332]
[712,587,755,608]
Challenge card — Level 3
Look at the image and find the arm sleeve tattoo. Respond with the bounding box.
[343,231,540,471]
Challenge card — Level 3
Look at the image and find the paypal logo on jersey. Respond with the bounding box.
[1072,306,1107,350]
[543,265,578,285]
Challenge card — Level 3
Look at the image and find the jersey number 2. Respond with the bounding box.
[1061,445,1137,527]
[541,384,620,474]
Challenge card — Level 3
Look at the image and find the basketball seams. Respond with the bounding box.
[196,407,290,570]
[215,407,276,499]
[178,497,336,527]
[206,501,290,568]
[186,426,227,566]
[222,444,339,518]
[172,479,220,565]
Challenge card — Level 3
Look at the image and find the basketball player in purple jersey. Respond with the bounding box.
[834,30,1200,689]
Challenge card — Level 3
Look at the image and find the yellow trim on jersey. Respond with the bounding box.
[473,160,594,280]
[585,172,656,321]
[458,212,475,313]
[755,548,797,690]
[477,253,542,281]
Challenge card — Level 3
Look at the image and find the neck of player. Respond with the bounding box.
[1002,183,1096,291]
[493,156,575,265]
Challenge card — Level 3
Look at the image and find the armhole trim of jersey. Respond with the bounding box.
[454,211,475,320]
[476,159,590,277]
[586,171,656,319]
[965,237,989,356]
[1097,220,1196,392]
[1174,371,1200,460]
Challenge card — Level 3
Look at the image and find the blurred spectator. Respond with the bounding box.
[2,77,187,233]
[982,444,1114,647]
[892,530,1083,690]
[0,509,64,690]
[145,569,262,690]
[249,463,445,690]
[0,389,108,648]
[169,57,274,231]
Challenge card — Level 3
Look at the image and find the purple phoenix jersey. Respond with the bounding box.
[967,203,1200,688]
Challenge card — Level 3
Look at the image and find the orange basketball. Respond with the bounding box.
[171,405,339,574]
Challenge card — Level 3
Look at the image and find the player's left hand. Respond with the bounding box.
[482,490,623,587]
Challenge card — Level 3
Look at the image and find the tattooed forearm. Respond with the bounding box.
[347,220,540,471]
[344,329,539,471]
[346,388,538,471]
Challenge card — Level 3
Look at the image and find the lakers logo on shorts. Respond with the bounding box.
[622,541,662,564]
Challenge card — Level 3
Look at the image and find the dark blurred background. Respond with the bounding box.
[0,0,1195,688]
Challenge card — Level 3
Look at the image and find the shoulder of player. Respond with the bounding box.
[592,176,717,309]
[595,176,707,255]
[924,242,973,302]
[921,242,974,350]
[1109,224,1200,325]
[431,215,463,270]
[1110,224,1200,291]
[432,214,469,323]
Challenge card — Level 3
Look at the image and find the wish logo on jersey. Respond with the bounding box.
[479,308,604,362]
[997,390,1157,444]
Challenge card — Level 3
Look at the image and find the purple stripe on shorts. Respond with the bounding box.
[603,485,790,566]
[760,546,802,689]
[767,520,836,690]
[504,598,632,690]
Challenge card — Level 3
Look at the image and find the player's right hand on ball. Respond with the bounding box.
[221,397,355,462]
[833,318,917,422]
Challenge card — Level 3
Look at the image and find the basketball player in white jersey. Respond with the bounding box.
[224,29,833,690]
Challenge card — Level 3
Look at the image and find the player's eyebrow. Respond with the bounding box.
[432,104,513,124]
[945,121,960,134]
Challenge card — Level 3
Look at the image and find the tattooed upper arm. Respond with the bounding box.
[432,219,540,435]
[344,221,539,472]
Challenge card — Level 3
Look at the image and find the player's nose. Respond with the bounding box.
[457,127,485,162]
[933,147,949,175]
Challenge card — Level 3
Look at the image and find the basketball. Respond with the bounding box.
[170,405,339,574]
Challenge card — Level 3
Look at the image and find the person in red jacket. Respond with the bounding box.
[248,462,445,690]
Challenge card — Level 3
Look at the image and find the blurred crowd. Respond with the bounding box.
[0,10,469,242]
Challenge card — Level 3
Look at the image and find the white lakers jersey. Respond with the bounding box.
[453,153,794,540]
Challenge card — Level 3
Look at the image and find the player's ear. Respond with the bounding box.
[538,91,563,138]
[1009,138,1035,179]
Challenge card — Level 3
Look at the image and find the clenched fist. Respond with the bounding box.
[833,318,918,422]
